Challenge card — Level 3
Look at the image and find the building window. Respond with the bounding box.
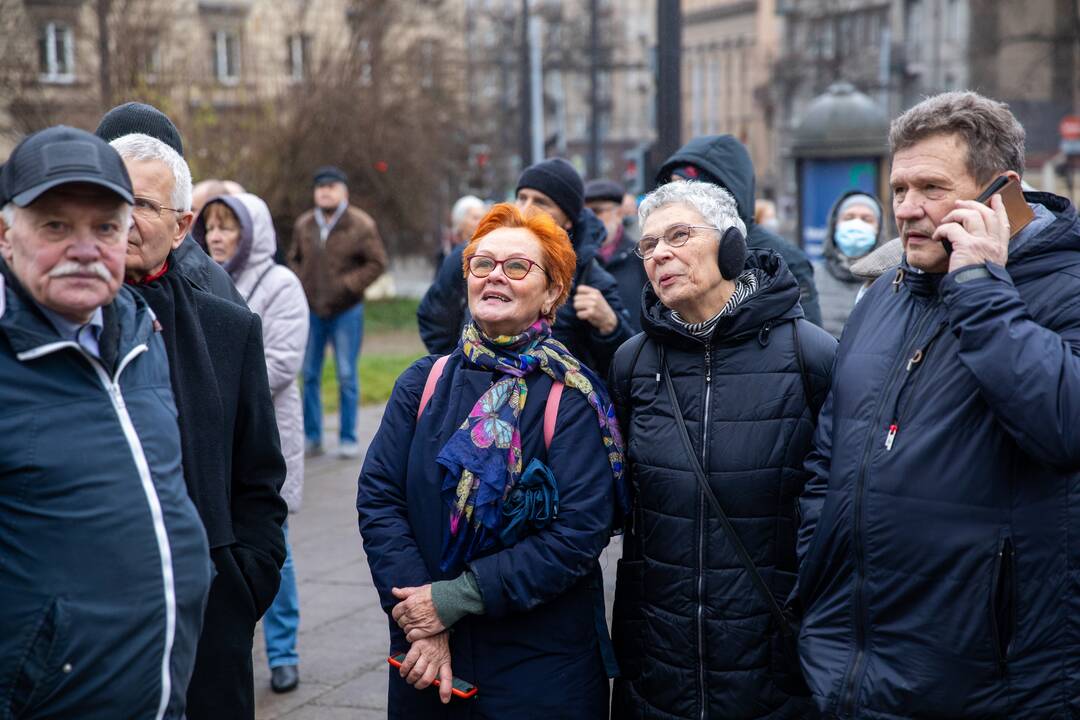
[288,34,310,82]
[354,38,373,86]
[905,0,924,63]
[39,22,74,83]
[212,30,240,84]
[419,38,438,89]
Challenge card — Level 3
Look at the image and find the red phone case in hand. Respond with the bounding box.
[387,653,478,700]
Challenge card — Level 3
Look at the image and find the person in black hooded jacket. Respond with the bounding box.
[656,134,823,328]
[609,180,835,719]
[418,158,632,376]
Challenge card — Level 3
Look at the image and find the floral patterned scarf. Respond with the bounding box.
[436,319,627,573]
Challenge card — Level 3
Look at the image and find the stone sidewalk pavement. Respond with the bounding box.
[253,404,621,719]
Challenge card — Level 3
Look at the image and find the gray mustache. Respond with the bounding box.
[48,261,112,282]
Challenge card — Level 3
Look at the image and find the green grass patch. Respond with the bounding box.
[363,297,421,334]
[317,351,424,412]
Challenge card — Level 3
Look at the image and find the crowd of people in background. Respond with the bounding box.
[3,86,1080,720]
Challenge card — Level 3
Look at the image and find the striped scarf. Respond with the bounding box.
[671,269,759,339]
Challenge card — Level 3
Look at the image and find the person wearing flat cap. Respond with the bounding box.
[419,158,633,376]
[0,125,212,718]
[288,165,388,460]
[585,178,648,333]
[95,101,246,307]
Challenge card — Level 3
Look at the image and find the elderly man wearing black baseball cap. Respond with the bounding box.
[585,178,648,333]
[0,126,212,718]
[95,101,246,306]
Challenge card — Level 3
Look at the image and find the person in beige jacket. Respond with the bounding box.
[288,166,387,459]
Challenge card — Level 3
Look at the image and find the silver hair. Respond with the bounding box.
[2,200,131,228]
[109,133,193,211]
[451,195,485,228]
[638,180,747,238]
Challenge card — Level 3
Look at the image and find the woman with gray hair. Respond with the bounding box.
[608,180,836,719]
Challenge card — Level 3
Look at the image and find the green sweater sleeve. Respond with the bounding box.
[430,571,486,628]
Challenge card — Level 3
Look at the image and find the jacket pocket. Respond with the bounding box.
[7,597,70,718]
[611,558,645,682]
[989,533,1016,669]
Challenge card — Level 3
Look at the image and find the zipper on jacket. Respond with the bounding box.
[883,321,948,451]
[989,534,1015,670]
[696,341,712,720]
[840,303,939,718]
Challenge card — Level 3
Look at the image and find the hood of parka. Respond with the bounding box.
[640,247,804,351]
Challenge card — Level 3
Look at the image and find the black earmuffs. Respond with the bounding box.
[718,226,748,280]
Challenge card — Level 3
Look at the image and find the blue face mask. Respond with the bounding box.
[834,219,877,258]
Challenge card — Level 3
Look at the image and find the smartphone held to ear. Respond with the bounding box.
[387,652,479,700]
[941,175,1034,254]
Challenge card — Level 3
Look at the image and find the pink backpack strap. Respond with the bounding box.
[417,355,450,420]
[543,381,564,450]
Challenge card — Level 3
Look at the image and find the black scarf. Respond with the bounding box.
[128,255,230,544]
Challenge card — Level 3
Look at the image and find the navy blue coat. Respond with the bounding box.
[797,193,1080,718]
[416,209,634,377]
[598,226,648,334]
[0,271,211,719]
[357,351,615,719]
[609,250,835,719]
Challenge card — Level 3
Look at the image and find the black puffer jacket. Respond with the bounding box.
[609,249,835,720]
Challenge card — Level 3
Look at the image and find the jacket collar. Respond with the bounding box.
[640,248,803,350]
[0,259,154,365]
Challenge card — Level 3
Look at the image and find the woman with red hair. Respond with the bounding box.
[358,203,628,718]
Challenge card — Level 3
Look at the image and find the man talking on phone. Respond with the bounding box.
[795,90,1080,718]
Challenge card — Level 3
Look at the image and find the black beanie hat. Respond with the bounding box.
[95,102,184,157]
[516,158,584,222]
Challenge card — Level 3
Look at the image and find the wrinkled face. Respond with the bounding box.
[586,199,621,242]
[124,158,192,282]
[0,185,129,323]
[515,188,571,231]
[839,202,880,234]
[314,181,347,211]
[466,227,560,338]
[890,133,980,273]
[203,203,242,263]
[641,203,724,321]
[456,205,486,244]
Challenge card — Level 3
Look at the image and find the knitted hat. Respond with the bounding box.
[516,158,584,222]
[837,193,882,225]
[313,165,348,187]
[95,102,184,157]
[584,178,625,204]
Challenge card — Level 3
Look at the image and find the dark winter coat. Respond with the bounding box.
[609,249,836,719]
[128,261,288,720]
[175,234,246,306]
[358,351,616,719]
[0,268,212,719]
[814,191,887,338]
[797,192,1080,719]
[417,209,634,377]
[656,134,823,328]
[598,224,648,334]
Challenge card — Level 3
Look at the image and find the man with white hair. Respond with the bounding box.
[110,133,287,720]
[450,194,486,246]
[0,126,212,718]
